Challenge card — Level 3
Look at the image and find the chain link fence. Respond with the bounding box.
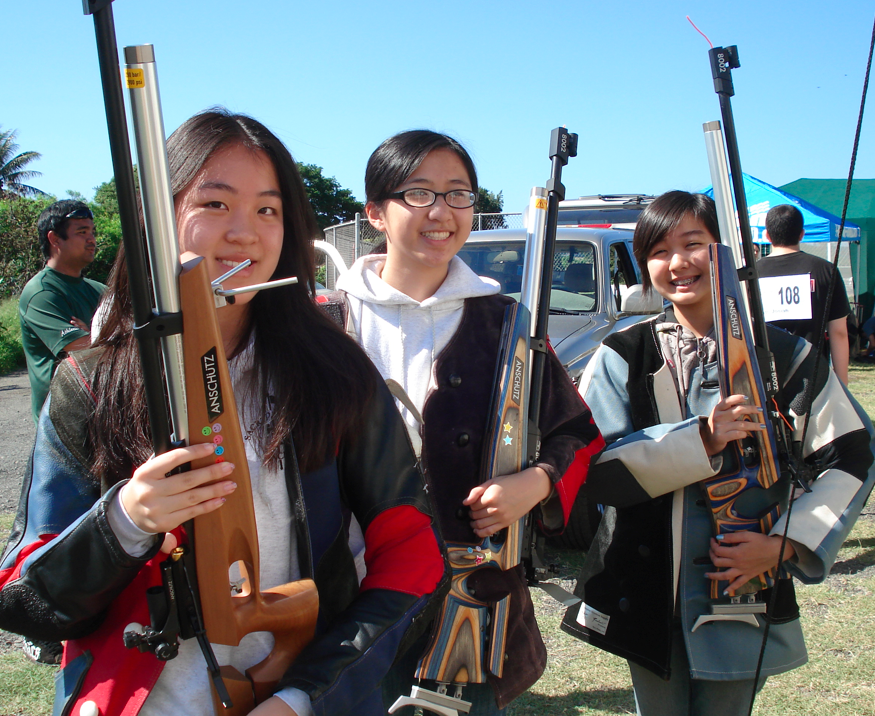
[320,212,523,288]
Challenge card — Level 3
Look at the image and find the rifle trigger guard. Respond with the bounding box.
[133,310,184,340]
[389,686,472,716]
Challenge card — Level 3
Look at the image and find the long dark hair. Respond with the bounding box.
[89,108,375,481]
[633,191,720,292]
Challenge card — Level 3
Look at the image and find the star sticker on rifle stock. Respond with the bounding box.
[504,435,513,446]
[503,422,513,433]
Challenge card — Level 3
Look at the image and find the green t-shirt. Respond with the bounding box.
[19,267,105,423]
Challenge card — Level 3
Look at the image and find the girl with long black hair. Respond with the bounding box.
[0,109,446,716]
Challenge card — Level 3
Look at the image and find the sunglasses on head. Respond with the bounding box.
[63,207,94,221]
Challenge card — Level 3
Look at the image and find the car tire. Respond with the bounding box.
[548,485,603,551]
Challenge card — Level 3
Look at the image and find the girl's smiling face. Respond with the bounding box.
[366,149,474,299]
[174,143,284,307]
[646,213,717,315]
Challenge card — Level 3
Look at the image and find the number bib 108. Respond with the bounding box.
[759,273,812,322]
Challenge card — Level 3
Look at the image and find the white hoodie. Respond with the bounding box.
[336,254,500,456]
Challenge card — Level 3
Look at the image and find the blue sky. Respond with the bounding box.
[4,1,874,216]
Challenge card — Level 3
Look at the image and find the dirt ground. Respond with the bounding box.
[0,368,34,660]
[0,368,34,515]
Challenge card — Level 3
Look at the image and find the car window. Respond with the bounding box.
[607,241,662,315]
[608,243,633,311]
[456,241,597,313]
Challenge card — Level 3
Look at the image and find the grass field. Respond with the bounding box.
[1,365,874,715]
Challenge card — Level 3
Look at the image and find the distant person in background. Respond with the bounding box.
[19,200,105,424]
[15,199,104,666]
[757,204,850,384]
[860,312,875,359]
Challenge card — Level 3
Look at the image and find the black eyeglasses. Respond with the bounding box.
[386,188,478,209]
[63,207,94,221]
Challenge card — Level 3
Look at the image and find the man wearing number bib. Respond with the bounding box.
[757,204,850,384]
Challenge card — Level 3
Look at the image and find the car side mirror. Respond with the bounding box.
[620,284,664,314]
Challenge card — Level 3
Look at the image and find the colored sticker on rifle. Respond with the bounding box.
[535,197,547,210]
[576,602,610,635]
[201,427,211,436]
[504,423,513,433]
[212,423,222,433]
[504,435,513,446]
[125,69,145,89]
[758,274,813,322]
[213,435,223,445]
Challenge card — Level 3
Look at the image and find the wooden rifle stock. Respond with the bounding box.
[84,11,319,710]
[415,302,530,684]
[179,256,318,713]
[706,244,787,597]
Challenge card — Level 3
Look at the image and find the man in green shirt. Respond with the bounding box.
[19,200,105,424]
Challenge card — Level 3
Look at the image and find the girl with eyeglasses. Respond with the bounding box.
[0,110,447,716]
[334,129,604,715]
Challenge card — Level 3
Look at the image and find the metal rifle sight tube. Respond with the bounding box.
[703,121,743,267]
[124,44,189,445]
[519,187,549,342]
[704,120,752,329]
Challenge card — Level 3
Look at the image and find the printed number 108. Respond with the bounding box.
[778,286,801,305]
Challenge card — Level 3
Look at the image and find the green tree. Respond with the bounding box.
[475,187,506,230]
[296,163,364,230]
[475,187,504,214]
[0,127,46,199]
[87,175,136,286]
[0,195,53,297]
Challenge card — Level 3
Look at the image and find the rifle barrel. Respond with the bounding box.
[88,2,174,453]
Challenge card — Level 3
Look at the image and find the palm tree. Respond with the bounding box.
[0,126,46,198]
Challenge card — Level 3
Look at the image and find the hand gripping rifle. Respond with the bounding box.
[83,3,318,713]
[691,43,803,632]
[389,128,577,716]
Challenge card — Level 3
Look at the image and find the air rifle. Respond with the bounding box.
[83,3,318,713]
[692,44,802,631]
[389,128,577,716]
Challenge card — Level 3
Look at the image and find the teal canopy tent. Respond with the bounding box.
[703,173,861,243]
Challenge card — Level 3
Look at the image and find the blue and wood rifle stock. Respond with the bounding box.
[693,43,799,631]
[390,129,577,716]
[705,244,787,598]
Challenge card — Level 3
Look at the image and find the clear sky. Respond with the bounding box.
[4,1,874,217]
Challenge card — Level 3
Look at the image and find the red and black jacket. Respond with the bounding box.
[0,350,448,716]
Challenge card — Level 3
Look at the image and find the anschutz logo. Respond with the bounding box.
[726,296,742,341]
[201,348,224,420]
[512,356,524,404]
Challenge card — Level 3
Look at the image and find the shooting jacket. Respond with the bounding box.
[0,349,448,716]
[338,261,605,708]
[561,312,875,680]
